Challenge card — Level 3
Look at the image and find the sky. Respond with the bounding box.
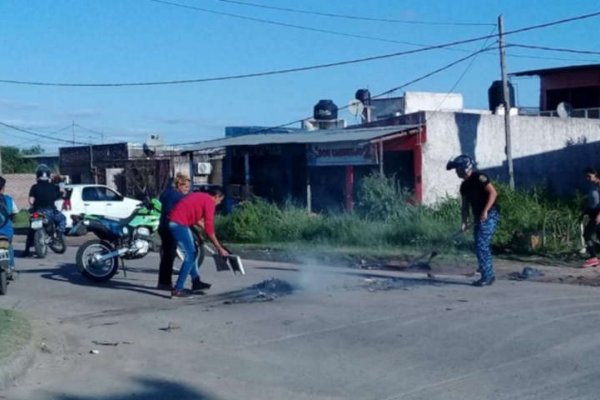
[0,0,599,153]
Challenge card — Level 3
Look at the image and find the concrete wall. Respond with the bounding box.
[3,174,36,210]
[422,111,600,204]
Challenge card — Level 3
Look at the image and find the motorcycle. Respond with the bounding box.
[30,210,66,258]
[0,236,13,295]
[72,198,161,282]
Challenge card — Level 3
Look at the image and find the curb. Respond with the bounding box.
[0,326,36,392]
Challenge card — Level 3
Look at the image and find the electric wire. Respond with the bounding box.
[1,9,598,87]
[0,121,91,145]
[149,0,427,47]
[168,45,497,147]
[506,43,600,56]
[213,0,495,26]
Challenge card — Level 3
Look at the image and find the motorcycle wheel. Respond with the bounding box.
[0,269,7,295]
[33,230,48,258]
[50,235,67,254]
[76,240,119,282]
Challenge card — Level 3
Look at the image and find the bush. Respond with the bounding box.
[217,175,583,256]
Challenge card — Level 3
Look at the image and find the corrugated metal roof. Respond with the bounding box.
[183,125,420,151]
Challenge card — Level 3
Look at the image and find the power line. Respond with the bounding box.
[506,43,600,55]
[168,45,497,148]
[1,9,598,88]
[214,0,495,26]
[0,121,90,145]
[149,0,427,47]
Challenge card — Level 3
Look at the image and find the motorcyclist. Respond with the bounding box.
[22,164,67,257]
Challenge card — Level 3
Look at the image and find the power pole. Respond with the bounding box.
[498,15,515,189]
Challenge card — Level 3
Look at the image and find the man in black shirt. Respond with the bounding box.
[447,155,500,286]
[22,165,66,256]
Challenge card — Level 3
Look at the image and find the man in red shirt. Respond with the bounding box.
[168,187,228,297]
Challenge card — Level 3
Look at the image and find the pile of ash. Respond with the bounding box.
[224,278,295,304]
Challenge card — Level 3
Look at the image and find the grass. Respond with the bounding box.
[13,210,29,229]
[217,175,584,258]
[0,309,32,361]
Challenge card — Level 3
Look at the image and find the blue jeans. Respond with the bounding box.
[169,222,199,291]
[474,208,500,280]
[39,208,66,233]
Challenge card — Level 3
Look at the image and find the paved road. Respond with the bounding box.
[1,247,600,400]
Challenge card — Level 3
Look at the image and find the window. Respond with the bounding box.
[82,187,100,201]
[97,187,122,201]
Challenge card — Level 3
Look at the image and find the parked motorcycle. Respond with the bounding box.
[72,198,161,282]
[0,236,13,295]
[30,210,66,258]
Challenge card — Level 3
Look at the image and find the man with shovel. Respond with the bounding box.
[447,155,500,286]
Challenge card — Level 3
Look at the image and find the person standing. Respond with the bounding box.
[447,155,500,286]
[23,164,66,257]
[156,173,191,290]
[581,167,600,267]
[168,187,228,298]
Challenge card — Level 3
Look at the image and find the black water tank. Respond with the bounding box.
[313,99,338,120]
[488,80,515,111]
[355,89,371,105]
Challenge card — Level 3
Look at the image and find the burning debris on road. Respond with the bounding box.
[223,278,295,304]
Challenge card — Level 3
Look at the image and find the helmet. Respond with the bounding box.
[446,155,475,172]
[35,164,52,181]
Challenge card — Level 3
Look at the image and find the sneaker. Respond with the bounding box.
[472,276,495,287]
[156,283,173,291]
[191,278,212,292]
[582,257,600,268]
[171,289,193,298]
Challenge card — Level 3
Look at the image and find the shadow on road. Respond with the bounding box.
[19,263,171,299]
[53,376,217,400]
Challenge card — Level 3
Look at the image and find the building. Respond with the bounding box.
[512,64,600,117]
[183,85,600,210]
[58,142,208,197]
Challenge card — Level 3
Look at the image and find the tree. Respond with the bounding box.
[0,146,37,173]
[21,145,45,156]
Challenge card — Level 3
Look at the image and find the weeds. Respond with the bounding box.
[218,174,583,255]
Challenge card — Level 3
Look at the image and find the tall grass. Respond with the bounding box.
[217,174,583,255]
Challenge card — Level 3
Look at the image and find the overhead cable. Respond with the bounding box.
[149,0,426,47]
[214,0,495,26]
[506,43,600,55]
[167,46,497,147]
[0,121,90,145]
[1,10,598,88]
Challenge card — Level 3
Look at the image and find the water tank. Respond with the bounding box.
[355,89,371,105]
[488,80,515,111]
[313,99,338,121]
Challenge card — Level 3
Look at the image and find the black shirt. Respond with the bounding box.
[29,181,60,210]
[460,172,496,218]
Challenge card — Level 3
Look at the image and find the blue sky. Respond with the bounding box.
[0,0,599,152]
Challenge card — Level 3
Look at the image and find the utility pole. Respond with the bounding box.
[72,120,75,145]
[498,15,515,189]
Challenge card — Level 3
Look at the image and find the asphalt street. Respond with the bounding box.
[1,247,600,399]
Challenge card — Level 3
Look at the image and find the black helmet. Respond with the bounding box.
[446,155,475,172]
[35,164,51,181]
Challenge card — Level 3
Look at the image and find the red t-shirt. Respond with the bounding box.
[168,192,216,235]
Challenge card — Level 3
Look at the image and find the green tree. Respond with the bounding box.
[21,145,45,155]
[1,146,37,173]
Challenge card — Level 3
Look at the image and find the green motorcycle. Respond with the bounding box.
[71,198,161,282]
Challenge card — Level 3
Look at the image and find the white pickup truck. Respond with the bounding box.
[55,184,141,229]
